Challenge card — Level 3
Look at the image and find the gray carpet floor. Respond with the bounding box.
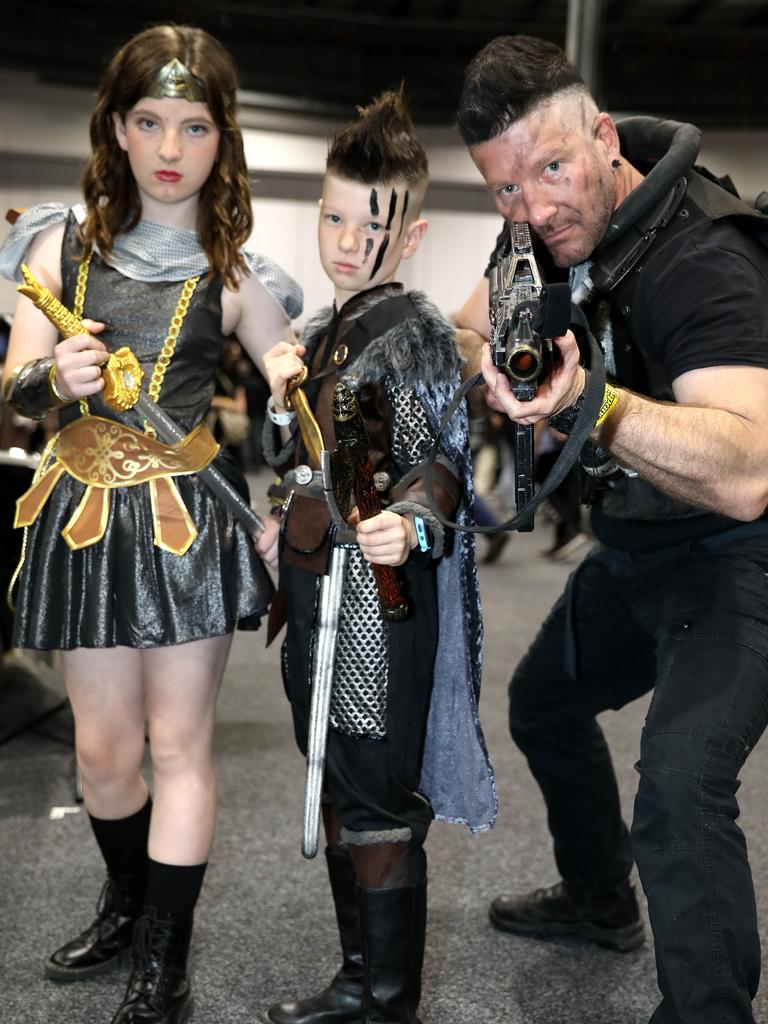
[1,501,766,1024]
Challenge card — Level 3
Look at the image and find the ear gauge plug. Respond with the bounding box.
[611,158,621,169]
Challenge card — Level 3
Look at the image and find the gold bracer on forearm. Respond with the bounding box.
[16,263,143,411]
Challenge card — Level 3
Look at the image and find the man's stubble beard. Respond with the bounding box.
[550,163,617,268]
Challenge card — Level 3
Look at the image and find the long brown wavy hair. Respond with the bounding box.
[80,24,252,289]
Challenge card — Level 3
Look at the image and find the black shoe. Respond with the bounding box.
[266,845,363,1024]
[490,879,644,952]
[45,875,142,981]
[111,908,194,1024]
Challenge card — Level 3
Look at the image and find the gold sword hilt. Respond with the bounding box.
[17,263,143,411]
[284,364,325,468]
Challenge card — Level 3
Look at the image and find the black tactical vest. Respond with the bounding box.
[583,159,768,525]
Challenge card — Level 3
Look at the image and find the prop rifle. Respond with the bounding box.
[488,223,571,530]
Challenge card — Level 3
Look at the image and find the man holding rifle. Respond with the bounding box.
[457,33,768,1024]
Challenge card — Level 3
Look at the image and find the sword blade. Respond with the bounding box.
[136,396,265,535]
[302,543,349,858]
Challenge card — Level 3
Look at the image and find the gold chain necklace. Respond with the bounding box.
[73,250,200,435]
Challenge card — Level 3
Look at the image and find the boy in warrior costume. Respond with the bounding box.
[262,89,496,1024]
[0,26,301,1024]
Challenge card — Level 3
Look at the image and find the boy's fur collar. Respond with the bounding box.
[300,290,462,389]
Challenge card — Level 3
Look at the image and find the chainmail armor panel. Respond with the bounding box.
[329,548,388,738]
[386,379,437,471]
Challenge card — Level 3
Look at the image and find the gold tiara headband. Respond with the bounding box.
[146,58,206,102]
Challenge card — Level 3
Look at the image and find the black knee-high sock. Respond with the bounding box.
[89,798,152,883]
[145,859,207,917]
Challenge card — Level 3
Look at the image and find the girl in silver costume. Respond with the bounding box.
[0,24,301,1024]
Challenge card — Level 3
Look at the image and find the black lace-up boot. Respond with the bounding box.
[45,874,143,980]
[266,844,364,1023]
[110,907,194,1024]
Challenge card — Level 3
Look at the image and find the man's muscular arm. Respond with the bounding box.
[599,364,768,521]
[483,336,768,522]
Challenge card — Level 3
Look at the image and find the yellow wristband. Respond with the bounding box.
[595,382,620,426]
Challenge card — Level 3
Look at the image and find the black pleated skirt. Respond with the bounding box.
[12,457,273,650]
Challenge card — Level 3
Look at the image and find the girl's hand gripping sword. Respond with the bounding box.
[16,264,266,536]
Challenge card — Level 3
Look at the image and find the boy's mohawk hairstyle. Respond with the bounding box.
[327,86,429,185]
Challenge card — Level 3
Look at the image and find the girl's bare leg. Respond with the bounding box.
[143,633,233,864]
[63,646,148,818]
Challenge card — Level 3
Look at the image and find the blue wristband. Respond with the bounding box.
[413,515,432,553]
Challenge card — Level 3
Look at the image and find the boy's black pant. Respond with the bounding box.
[280,560,437,848]
[509,530,768,1024]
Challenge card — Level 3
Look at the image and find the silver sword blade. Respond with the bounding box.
[302,543,349,858]
[135,395,265,535]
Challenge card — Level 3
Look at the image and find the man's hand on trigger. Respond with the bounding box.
[351,508,415,567]
[481,331,585,425]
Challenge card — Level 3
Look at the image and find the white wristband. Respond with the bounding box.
[267,395,296,427]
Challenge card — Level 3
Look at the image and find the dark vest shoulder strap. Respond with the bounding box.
[309,294,419,386]
[340,295,419,359]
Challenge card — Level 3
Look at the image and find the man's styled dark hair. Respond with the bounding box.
[457,34,585,146]
[327,86,429,187]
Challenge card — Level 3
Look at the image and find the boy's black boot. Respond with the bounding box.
[267,844,364,1023]
[110,907,194,1024]
[489,878,645,952]
[357,858,427,1023]
[44,873,143,980]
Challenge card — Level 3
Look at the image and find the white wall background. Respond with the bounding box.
[1,71,766,328]
[0,185,502,328]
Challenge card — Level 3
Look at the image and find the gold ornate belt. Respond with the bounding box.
[15,416,220,555]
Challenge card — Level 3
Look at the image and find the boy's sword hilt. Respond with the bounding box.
[331,382,408,623]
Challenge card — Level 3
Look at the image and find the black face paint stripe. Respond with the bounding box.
[369,234,390,279]
[398,190,410,238]
[385,189,398,230]
[370,189,379,216]
[363,238,374,264]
